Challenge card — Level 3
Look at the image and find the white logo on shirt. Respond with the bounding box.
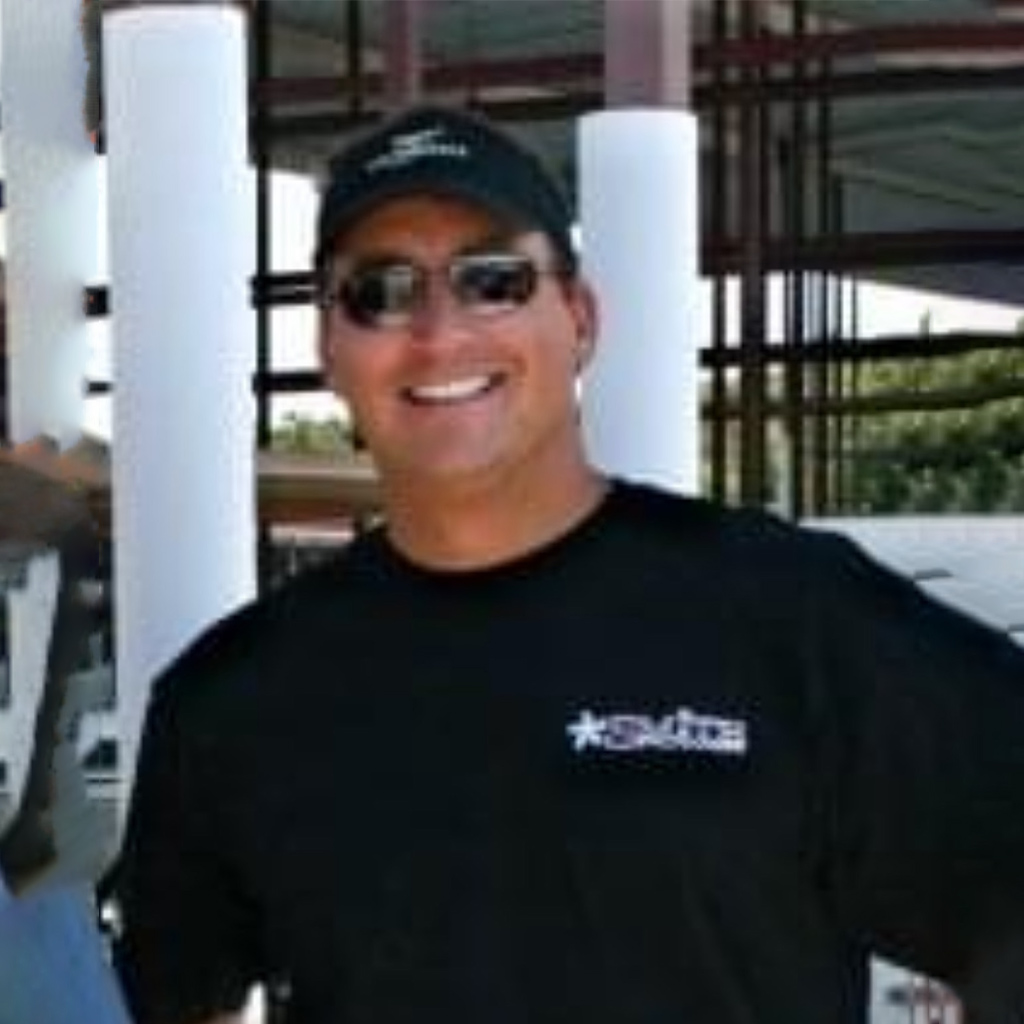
[366,127,470,174]
[567,707,749,756]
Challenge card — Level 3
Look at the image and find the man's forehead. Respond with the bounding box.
[327,209,546,269]
[327,191,532,251]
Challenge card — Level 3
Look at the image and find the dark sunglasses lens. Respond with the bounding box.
[453,255,538,313]
[341,264,421,328]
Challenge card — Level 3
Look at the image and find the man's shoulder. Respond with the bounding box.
[609,478,825,560]
[603,480,879,613]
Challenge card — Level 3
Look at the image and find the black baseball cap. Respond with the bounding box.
[314,105,575,271]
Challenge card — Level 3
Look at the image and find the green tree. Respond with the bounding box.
[849,346,1024,513]
[270,413,355,456]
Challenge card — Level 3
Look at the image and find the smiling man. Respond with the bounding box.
[116,106,1024,1024]
[311,107,602,568]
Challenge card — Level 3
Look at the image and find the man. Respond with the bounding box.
[116,105,1024,1024]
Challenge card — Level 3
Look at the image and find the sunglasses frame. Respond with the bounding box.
[320,250,566,331]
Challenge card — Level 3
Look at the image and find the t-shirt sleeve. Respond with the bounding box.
[114,664,262,1024]
[804,531,1024,1010]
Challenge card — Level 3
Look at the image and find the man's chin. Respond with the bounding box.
[380,451,510,492]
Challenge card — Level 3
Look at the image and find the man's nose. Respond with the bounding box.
[407,273,470,341]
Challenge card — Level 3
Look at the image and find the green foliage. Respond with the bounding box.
[270,413,354,456]
[849,347,1024,513]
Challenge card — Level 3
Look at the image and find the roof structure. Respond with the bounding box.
[259,0,1024,305]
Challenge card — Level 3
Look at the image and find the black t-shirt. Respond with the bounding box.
[115,481,1024,1024]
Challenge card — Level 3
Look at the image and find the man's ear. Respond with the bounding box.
[571,279,599,373]
[574,336,594,375]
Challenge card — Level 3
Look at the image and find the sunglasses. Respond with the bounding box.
[321,251,562,331]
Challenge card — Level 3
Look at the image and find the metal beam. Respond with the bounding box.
[699,332,1024,368]
[706,228,1024,274]
[696,21,1024,68]
[251,54,602,106]
[696,65,1024,105]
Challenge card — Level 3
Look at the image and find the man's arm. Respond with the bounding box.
[114,651,264,1022]
[801,529,1024,1001]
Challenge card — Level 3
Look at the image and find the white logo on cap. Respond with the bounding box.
[365,126,470,175]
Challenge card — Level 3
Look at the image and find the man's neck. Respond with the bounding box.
[380,462,608,572]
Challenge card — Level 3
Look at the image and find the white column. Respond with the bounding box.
[103,2,256,783]
[0,0,100,797]
[578,109,701,495]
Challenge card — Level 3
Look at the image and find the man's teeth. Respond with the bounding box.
[408,376,495,403]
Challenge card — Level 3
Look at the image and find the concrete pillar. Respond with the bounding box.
[579,2,700,494]
[578,110,701,495]
[0,0,100,797]
[103,0,256,784]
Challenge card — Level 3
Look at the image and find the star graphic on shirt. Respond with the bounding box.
[567,709,606,751]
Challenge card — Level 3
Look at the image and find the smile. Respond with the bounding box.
[403,374,502,405]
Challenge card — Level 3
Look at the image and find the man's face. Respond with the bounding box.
[318,195,596,493]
